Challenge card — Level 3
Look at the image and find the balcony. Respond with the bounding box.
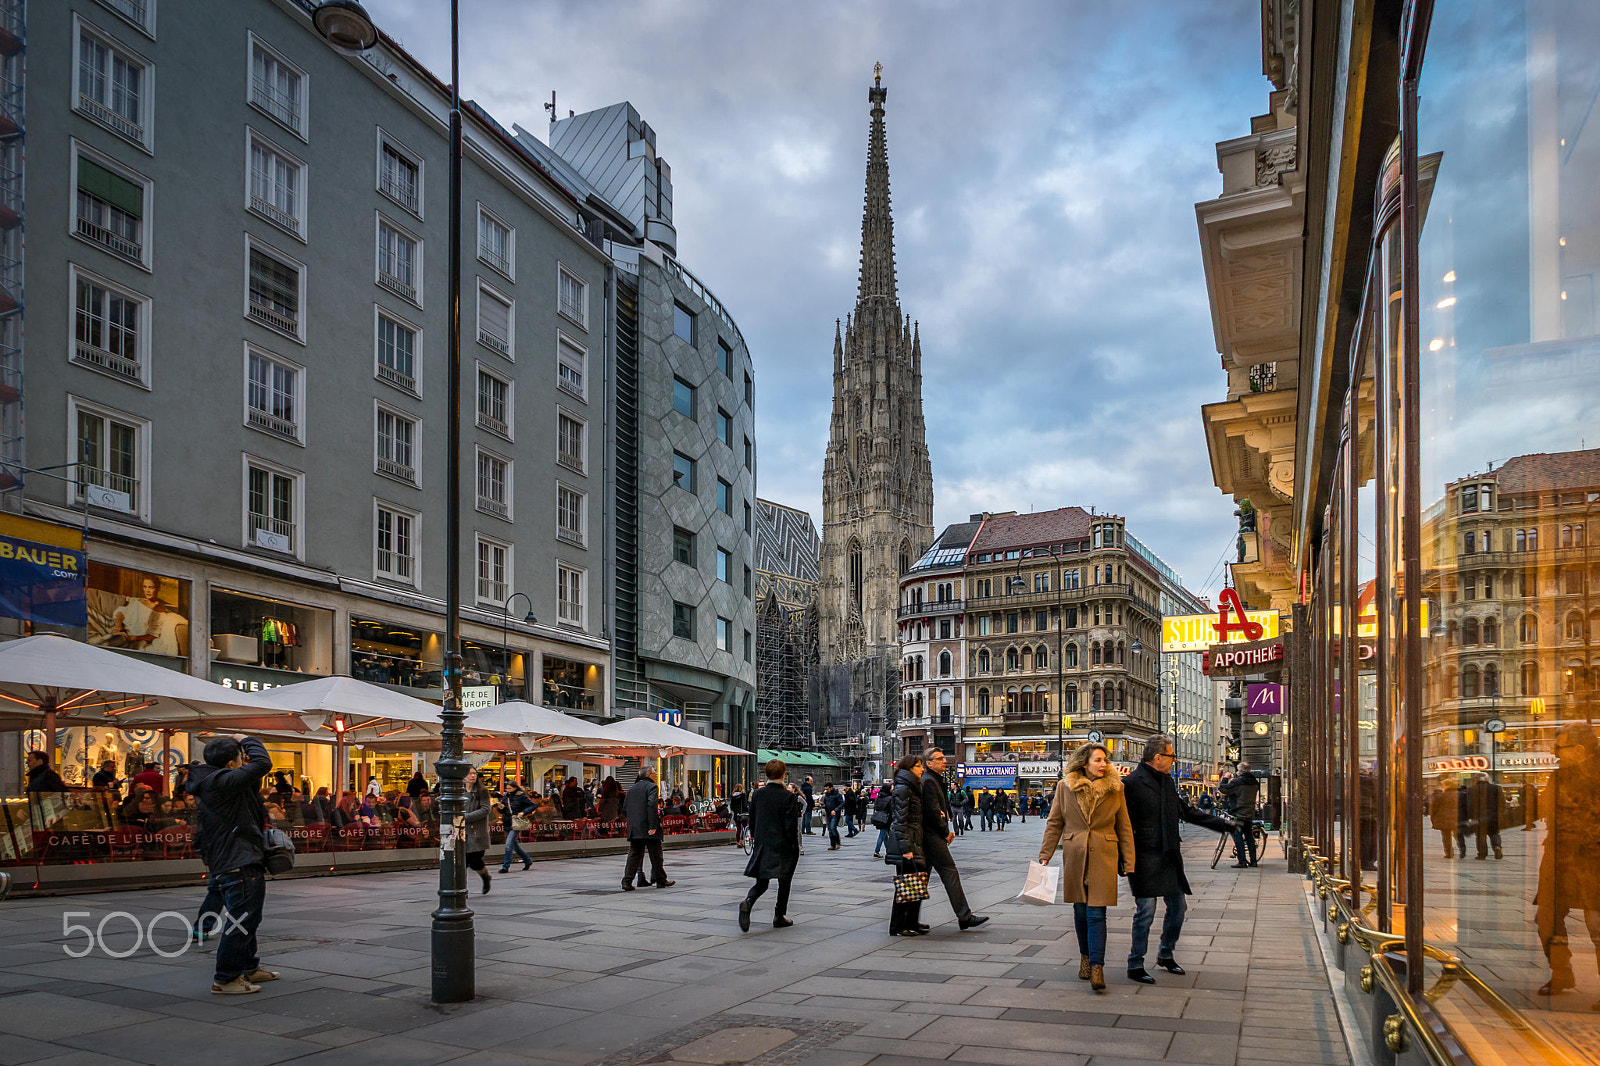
[477,497,508,520]
[250,78,300,131]
[557,451,584,475]
[476,410,508,437]
[479,249,511,277]
[378,271,417,304]
[250,195,299,235]
[377,363,416,394]
[478,328,510,357]
[101,0,148,26]
[898,598,964,619]
[79,467,139,513]
[247,299,298,337]
[377,457,415,483]
[249,513,294,553]
[77,94,142,144]
[556,528,584,548]
[247,407,297,441]
[380,174,418,214]
[75,216,142,263]
[74,342,141,383]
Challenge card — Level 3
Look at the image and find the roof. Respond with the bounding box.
[908,521,983,572]
[1491,449,1600,495]
[969,507,1095,554]
[758,750,852,771]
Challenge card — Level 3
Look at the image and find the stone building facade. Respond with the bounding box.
[817,70,934,664]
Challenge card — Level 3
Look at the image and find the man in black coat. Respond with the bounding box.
[800,775,815,834]
[1220,762,1261,866]
[739,759,802,930]
[1466,772,1503,860]
[1123,735,1240,983]
[621,764,674,890]
[25,751,67,792]
[921,749,988,930]
[187,734,276,994]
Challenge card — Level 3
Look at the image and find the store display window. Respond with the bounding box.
[542,655,604,712]
[459,640,526,701]
[209,587,332,677]
[85,563,191,664]
[351,618,442,695]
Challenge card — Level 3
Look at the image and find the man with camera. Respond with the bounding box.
[188,733,276,995]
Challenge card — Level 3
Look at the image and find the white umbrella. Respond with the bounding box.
[601,715,753,756]
[467,700,627,749]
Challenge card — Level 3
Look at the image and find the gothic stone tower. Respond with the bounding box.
[818,68,935,664]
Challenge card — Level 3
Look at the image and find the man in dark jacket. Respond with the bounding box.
[621,764,673,889]
[1123,735,1240,983]
[739,759,802,930]
[25,751,67,792]
[1219,763,1261,867]
[800,775,815,834]
[843,783,862,837]
[977,789,994,830]
[822,784,844,849]
[1466,773,1503,860]
[187,734,276,995]
[921,749,988,930]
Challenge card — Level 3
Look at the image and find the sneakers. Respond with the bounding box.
[211,977,260,995]
[245,968,279,983]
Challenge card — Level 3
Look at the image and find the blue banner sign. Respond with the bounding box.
[0,534,87,628]
[957,763,1017,789]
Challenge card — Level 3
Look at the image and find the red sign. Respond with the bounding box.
[1214,588,1265,642]
[1204,640,1285,674]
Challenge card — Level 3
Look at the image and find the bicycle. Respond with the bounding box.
[735,814,750,854]
[1212,819,1267,869]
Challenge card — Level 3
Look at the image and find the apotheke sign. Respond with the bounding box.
[1204,639,1286,676]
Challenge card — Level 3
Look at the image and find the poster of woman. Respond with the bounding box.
[85,563,189,659]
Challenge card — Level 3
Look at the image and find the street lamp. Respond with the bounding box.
[314,0,473,1004]
[499,593,537,702]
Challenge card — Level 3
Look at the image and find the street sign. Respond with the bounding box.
[1484,717,1506,735]
[1086,730,1103,743]
[655,708,684,728]
[461,686,497,711]
[1247,683,1284,715]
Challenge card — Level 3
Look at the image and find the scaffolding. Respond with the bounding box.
[0,0,23,501]
[755,593,814,751]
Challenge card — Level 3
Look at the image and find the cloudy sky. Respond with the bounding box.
[366,0,1269,601]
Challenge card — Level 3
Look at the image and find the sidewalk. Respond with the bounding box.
[0,820,1352,1066]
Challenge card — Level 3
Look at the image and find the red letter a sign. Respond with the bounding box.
[1213,588,1264,641]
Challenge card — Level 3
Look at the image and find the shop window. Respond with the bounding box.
[460,638,526,698]
[350,618,441,692]
[544,655,600,712]
[210,587,332,677]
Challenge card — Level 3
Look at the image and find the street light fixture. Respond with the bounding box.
[312,0,473,1004]
[499,593,537,701]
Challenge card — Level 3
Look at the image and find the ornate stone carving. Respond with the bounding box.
[1256,144,1298,186]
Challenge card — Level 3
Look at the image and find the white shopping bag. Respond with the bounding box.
[1017,860,1060,905]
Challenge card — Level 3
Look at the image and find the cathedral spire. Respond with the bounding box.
[857,63,897,304]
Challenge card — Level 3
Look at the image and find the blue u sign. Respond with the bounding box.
[654,708,683,728]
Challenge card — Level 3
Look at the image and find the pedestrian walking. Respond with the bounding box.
[978,789,994,831]
[871,781,893,856]
[1220,762,1261,867]
[959,785,975,831]
[1535,724,1600,1000]
[621,764,674,889]
[729,786,750,847]
[1121,735,1239,984]
[188,734,277,995]
[823,783,844,849]
[801,775,816,834]
[1038,742,1135,992]
[497,782,534,873]
[887,754,928,937]
[844,782,862,837]
[1467,772,1503,860]
[920,749,988,931]
[739,759,802,930]
[463,768,493,894]
[994,790,1011,830]
[1427,783,1463,858]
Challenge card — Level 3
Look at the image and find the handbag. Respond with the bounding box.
[893,868,930,904]
[1017,860,1060,905]
[511,813,532,833]
[262,824,296,875]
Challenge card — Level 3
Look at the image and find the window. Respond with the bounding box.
[72,267,148,384]
[557,411,586,474]
[377,132,422,216]
[476,283,512,357]
[246,239,304,341]
[375,310,419,394]
[475,537,508,604]
[375,405,418,484]
[98,0,154,35]
[249,36,305,138]
[557,564,584,626]
[1035,572,1050,593]
[977,688,991,715]
[672,452,696,493]
[717,547,732,583]
[374,501,418,585]
[718,340,732,377]
[672,602,695,640]
[1035,610,1049,631]
[717,408,732,446]
[673,527,696,566]
[244,345,302,443]
[377,217,421,305]
[940,618,952,639]
[744,436,753,471]
[744,630,752,662]
[477,207,512,278]
[74,149,148,264]
[75,19,150,148]
[1519,614,1539,644]
[717,617,732,652]
[673,378,696,418]
[245,458,299,555]
[476,449,510,519]
[1463,531,1476,554]
[72,398,145,517]
[557,266,586,327]
[674,302,696,344]
[476,367,511,438]
[246,132,304,237]
[717,478,732,515]
[557,335,585,397]
[556,484,585,546]
[939,650,952,677]
[1007,613,1019,634]
[744,371,753,407]
[744,565,752,598]
[744,500,752,535]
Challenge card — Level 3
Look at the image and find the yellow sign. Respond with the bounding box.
[1162,611,1280,652]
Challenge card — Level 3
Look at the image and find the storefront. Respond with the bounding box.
[542,654,604,713]
[209,587,333,679]
[350,618,443,697]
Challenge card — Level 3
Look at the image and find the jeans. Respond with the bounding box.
[980,810,993,830]
[500,829,530,871]
[194,883,223,936]
[1073,903,1107,966]
[623,837,667,885]
[1128,893,1187,969]
[825,813,842,847]
[844,813,858,837]
[1231,824,1258,865]
[746,874,793,919]
[212,864,266,983]
[874,826,890,854]
[1474,825,1503,859]
[802,802,814,832]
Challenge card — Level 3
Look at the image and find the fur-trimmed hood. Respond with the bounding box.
[1067,769,1123,824]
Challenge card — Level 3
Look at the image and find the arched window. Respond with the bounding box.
[1091,683,1102,711]
[938,650,952,677]
[977,688,991,715]
[1066,643,1079,668]
[1005,687,1018,714]
[1006,647,1019,671]
[1520,614,1539,644]
[1020,689,1034,715]
[978,648,990,673]
[1522,663,1540,696]
[898,537,912,577]
[1564,662,1583,693]
[848,538,863,610]
[1461,666,1479,699]
[1462,618,1480,645]
[1464,531,1476,554]
[1567,611,1584,641]
[1483,664,1499,697]
[1091,642,1102,665]
[1562,525,1574,548]
[1529,528,1539,551]
[1021,647,1033,671]
[1577,524,1586,547]
[1064,684,1078,711]
[1036,644,1049,669]
[1482,619,1498,647]
[1516,529,1527,552]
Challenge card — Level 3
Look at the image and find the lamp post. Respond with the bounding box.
[313,0,471,1003]
[499,593,537,702]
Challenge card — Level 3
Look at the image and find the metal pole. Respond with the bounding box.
[1057,548,1064,778]
[432,0,474,1004]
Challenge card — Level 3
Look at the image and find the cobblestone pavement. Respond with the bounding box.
[0,819,1351,1066]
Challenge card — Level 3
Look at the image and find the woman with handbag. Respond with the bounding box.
[498,783,534,873]
[1038,742,1135,991]
[888,753,930,937]
[463,769,493,894]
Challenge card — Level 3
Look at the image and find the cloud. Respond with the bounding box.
[365,0,1266,599]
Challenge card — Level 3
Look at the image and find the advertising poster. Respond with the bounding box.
[0,533,87,628]
[85,562,190,659]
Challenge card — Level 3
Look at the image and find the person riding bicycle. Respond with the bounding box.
[729,786,750,848]
[1219,765,1261,867]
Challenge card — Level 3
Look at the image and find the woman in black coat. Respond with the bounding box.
[738,759,803,930]
[888,753,928,937]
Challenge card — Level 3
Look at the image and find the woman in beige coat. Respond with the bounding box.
[1038,742,1135,991]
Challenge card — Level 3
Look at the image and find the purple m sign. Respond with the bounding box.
[1247,682,1283,715]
